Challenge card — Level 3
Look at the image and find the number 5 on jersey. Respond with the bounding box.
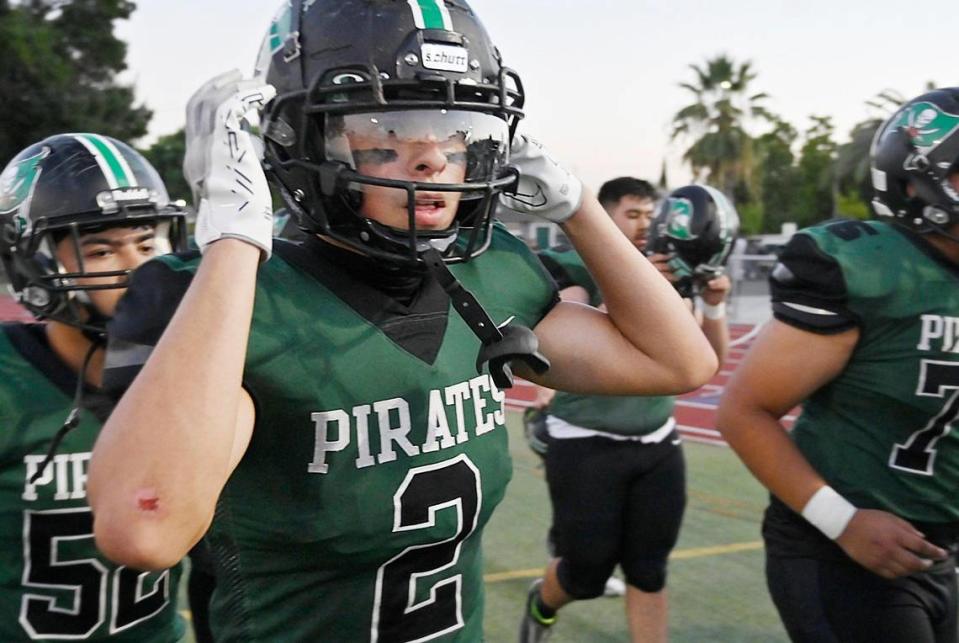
[20,508,171,639]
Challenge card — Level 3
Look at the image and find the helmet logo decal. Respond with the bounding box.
[267,2,293,56]
[73,134,138,189]
[407,0,453,30]
[0,148,49,216]
[890,102,959,154]
[666,198,696,240]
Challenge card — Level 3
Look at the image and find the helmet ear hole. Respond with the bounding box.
[898,178,916,200]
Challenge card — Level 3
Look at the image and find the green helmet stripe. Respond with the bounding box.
[408,0,452,30]
[74,134,136,189]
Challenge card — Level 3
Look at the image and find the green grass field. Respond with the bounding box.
[178,410,788,642]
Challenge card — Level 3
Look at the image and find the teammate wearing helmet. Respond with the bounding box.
[718,87,959,642]
[521,179,736,643]
[0,133,186,641]
[85,1,716,641]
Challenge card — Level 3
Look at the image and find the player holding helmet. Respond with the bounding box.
[522,178,737,643]
[719,87,959,642]
[646,183,739,307]
[0,134,186,641]
[87,1,715,641]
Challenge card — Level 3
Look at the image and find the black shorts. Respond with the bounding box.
[545,429,686,597]
[763,496,959,643]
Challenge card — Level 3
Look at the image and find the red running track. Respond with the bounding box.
[0,297,32,323]
[0,299,789,447]
[504,323,797,447]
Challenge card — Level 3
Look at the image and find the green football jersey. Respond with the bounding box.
[771,219,959,523]
[538,247,675,435]
[106,225,557,642]
[0,324,183,642]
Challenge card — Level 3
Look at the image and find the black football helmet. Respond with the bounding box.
[646,184,739,298]
[255,0,524,265]
[0,133,188,332]
[871,87,959,233]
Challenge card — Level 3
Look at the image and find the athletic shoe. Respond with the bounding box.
[518,578,555,643]
[603,575,627,597]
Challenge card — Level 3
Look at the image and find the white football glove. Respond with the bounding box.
[499,135,584,224]
[183,70,277,259]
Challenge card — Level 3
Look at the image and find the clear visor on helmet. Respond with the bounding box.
[326,110,510,197]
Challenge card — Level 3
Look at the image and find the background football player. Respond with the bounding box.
[522,179,737,643]
[86,1,716,640]
[718,88,959,642]
[0,133,186,641]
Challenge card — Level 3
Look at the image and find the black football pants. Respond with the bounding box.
[545,431,686,597]
[764,496,958,643]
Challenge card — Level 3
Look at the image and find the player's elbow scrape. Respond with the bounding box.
[91,491,190,572]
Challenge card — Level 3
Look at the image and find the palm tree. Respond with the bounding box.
[671,55,774,202]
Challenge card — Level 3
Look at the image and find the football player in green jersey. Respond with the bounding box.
[86,1,716,641]
[522,179,737,643]
[0,134,187,641]
[718,88,959,642]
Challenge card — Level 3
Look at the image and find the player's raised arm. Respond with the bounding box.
[503,137,717,396]
[88,72,276,570]
[645,183,739,366]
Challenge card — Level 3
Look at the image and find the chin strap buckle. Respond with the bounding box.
[421,248,549,388]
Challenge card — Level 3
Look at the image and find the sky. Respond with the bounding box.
[116,0,957,192]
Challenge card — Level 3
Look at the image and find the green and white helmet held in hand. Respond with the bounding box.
[646,184,739,298]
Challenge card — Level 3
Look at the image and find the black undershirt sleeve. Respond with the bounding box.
[101,253,198,398]
[537,253,575,291]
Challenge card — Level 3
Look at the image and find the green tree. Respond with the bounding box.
[140,129,190,203]
[0,0,151,164]
[795,115,837,227]
[671,55,774,203]
[834,89,905,214]
[752,117,800,233]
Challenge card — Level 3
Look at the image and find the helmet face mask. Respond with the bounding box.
[259,0,524,265]
[871,88,959,234]
[646,185,740,298]
[0,134,188,333]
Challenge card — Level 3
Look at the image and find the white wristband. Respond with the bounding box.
[801,485,857,540]
[701,301,726,320]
